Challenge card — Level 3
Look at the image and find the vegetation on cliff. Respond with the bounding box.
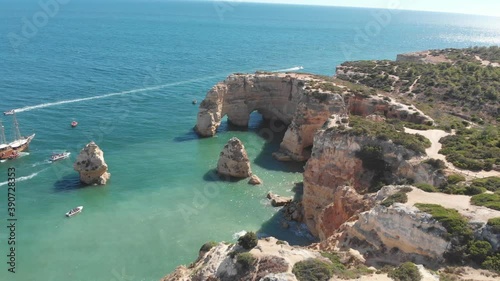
[346,116,431,154]
[415,204,498,271]
[439,126,499,171]
[237,231,258,250]
[337,46,500,124]
[388,262,422,281]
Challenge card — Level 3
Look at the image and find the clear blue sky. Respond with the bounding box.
[224,0,500,17]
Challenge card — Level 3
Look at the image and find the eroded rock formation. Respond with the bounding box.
[162,237,323,281]
[217,137,252,178]
[73,142,110,185]
[195,73,433,161]
[302,118,445,238]
[344,203,449,264]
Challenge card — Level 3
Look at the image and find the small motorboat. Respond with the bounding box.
[71,121,78,127]
[66,206,83,217]
[3,109,15,115]
[50,152,70,162]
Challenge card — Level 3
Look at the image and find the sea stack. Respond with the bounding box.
[217,137,252,178]
[74,142,110,185]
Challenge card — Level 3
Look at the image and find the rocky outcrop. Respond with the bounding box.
[195,73,306,137]
[347,94,433,125]
[317,186,375,240]
[161,237,323,281]
[303,119,446,238]
[73,142,110,185]
[248,175,262,185]
[217,137,252,178]
[267,192,292,207]
[344,203,449,265]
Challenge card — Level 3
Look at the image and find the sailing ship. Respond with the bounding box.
[0,113,35,160]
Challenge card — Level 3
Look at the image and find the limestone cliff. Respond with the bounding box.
[303,118,445,238]
[162,237,322,281]
[344,203,449,265]
[73,142,110,185]
[217,137,252,178]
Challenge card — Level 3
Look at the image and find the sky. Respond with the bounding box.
[223,0,500,17]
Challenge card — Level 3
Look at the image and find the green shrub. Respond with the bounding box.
[319,252,374,279]
[482,253,500,272]
[415,183,438,192]
[200,241,218,252]
[388,262,422,281]
[471,177,500,192]
[238,232,258,250]
[467,240,492,263]
[463,185,484,196]
[292,259,333,281]
[447,174,466,184]
[487,217,500,234]
[439,127,500,172]
[471,193,500,211]
[423,158,446,170]
[415,204,472,240]
[348,116,431,154]
[236,252,256,270]
[381,192,409,207]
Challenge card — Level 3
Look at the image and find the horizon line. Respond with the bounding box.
[212,0,500,18]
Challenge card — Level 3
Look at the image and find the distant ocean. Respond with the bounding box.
[1,1,499,280]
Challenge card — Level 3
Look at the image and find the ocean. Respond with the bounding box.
[1,1,499,280]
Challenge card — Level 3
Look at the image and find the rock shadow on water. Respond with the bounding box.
[202,169,246,183]
[173,129,200,143]
[252,118,305,173]
[53,174,86,192]
[258,208,317,247]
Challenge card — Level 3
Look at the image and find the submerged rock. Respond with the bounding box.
[217,137,252,178]
[248,174,263,185]
[73,142,110,185]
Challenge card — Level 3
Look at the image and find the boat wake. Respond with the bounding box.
[0,168,47,187]
[13,75,222,113]
[272,66,304,72]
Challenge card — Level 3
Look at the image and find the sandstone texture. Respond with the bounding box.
[217,137,252,178]
[248,175,262,185]
[302,120,445,238]
[161,237,323,281]
[73,142,110,185]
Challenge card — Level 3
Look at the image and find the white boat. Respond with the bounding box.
[3,109,14,116]
[50,152,70,162]
[66,206,83,217]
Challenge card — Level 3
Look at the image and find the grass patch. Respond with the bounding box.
[471,193,500,211]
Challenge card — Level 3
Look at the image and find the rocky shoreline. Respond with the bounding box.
[163,48,500,280]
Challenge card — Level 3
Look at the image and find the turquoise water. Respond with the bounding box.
[1,1,499,280]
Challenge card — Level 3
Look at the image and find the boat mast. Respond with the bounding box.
[12,112,22,141]
[0,120,6,144]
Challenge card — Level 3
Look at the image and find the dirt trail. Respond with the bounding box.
[404,128,500,179]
